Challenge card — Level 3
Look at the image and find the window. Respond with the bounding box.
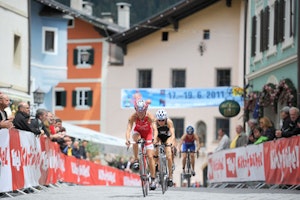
[68,19,74,28]
[42,27,57,54]
[14,34,21,66]
[162,32,168,41]
[216,118,229,140]
[171,118,184,139]
[203,30,210,40]
[172,69,185,87]
[196,121,206,147]
[260,7,269,52]
[282,0,295,48]
[55,90,66,107]
[73,46,94,68]
[72,89,93,108]
[216,69,231,86]
[138,69,152,88]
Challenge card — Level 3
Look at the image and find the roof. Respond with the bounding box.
[34,0,125,36]
[108,0,221,53]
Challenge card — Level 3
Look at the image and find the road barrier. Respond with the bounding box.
[207,135,300,189]
[0,128,140,194]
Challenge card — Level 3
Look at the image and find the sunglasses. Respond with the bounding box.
[158,120,165,122]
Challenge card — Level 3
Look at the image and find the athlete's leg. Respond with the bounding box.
[165,138,173,178]
[132,132,141,161]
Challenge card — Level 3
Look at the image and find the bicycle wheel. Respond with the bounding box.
[140,154,149,197]
[159,156,168,194]
[186,153,191,187]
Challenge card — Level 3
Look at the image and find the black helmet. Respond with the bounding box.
[186,126,194,135]
[132,162,140,170]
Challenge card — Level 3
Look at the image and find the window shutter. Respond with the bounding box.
[274,0,279,45]
[72,90,77,107]
[88,49,94,65]
[87,90,93,107]
[278,0,285,43]
[61,91,67,107]
[260,10,264,52]
[290,0,294,37]
[265,6,270,50]
[251,16,256,57]
[73,49,78,65]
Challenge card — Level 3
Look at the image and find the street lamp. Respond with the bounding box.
[33,87,45,107]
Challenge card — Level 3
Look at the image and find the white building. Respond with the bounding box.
[0,0,31,108]
[106,0,245,185]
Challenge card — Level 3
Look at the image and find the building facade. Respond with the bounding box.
[245,0,299,128]
[0,0,30,114]
[108,0,245,185]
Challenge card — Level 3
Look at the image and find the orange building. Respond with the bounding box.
[53,1,124,131]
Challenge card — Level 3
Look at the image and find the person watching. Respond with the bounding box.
[253,126,268,144]
[177,125,200,176]
[214,128,230,152]
[0,93,14,129]
[276,107,300,138]
[247,118,258,144]
[125,99,158,190]
[259,117,275,141]
[30,108,50,137]
[13,102,44,135]
[155,109,175,187]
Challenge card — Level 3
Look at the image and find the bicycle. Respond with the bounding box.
[179,149,199,187]
[128,138,151,197]
[154,143,170,194]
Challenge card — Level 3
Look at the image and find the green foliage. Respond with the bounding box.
[56,0,182,25]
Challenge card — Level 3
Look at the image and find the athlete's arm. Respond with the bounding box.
[125,114,135,145]
[168,119,176,145]
[194,133,201,151]
[148,112,158,143]
[177,133,186,152]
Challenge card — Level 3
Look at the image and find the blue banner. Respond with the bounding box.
[121,87,244,108]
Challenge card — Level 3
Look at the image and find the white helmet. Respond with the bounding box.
[156,109,167,120]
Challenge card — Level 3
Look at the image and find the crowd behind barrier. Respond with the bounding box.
[207,135,300,189]
[0,128,140,194]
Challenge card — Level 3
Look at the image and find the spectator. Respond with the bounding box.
[61,135,73,156]
[253,126,268,144]
[0,93,14,129]
[259,116,275,141]
[276,107,300,138]
[13,102,43,135]
[279,106,291,132]
[125,156,135,173]
[30,108,50,137]
[116,157,126,170]
[72,140,81,159]
[230,125,248,148]
[214,128,230,152]
[247,118,258,144]
[79,140,88,160]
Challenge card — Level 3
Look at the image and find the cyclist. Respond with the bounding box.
[177,125,200,176]
[125,99,158,190]
[155,109,176,187]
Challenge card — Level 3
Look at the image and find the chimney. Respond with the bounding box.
[70,0,93,15]
[101,12,114,23]
[116,2,131,29]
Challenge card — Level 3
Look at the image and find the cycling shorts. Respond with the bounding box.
[181,143,195,152]
[132,130,154,150]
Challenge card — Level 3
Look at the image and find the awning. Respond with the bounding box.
[62,122,127,154]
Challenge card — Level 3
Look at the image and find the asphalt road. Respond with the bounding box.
[1,184,299,200]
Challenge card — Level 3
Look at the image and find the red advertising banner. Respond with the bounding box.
[9,128,25,190]
[263,137,300,185]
